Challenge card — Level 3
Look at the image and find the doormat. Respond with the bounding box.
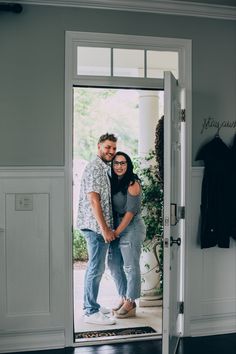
[75,326,156,339]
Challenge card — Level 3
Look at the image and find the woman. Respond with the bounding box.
[108,151,146,318]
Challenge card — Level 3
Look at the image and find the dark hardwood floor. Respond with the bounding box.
[3,333,236,354]
[177,333,236,354]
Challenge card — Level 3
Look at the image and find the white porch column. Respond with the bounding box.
[138,91,159,157]
[138,91,162,307]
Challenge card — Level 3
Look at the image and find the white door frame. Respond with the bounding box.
[64,31,192,347]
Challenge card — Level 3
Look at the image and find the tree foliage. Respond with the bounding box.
[73,88,139,161]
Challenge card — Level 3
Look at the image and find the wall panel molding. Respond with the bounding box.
[0,168,67,351]
[0,167,65,179]
[190,313,236,336]
[5,192,50,316]
[188,168,236,337]
[0,329,65,353]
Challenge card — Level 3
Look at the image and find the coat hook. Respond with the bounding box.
[215,127,220,138]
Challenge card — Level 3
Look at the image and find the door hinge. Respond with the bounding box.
[179,301,184,314]
[181,109,186,122]
[178,206,185,220]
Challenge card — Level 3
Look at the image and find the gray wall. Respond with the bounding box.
[0,5,235,166]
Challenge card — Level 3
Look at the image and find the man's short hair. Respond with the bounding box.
[98,133,117,144]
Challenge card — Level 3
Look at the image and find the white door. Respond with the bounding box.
[162,71,185,354]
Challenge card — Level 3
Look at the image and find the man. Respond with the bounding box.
[77,133,117,325]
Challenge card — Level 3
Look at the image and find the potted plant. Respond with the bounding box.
[135,117,164,306]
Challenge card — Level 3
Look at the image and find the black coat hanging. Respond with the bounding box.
[229,133,236,240]
[196,135,232,248]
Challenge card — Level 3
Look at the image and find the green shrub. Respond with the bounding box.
[73,229,88,262]
[134,150,164,294]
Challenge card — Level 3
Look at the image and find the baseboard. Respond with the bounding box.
[0,329,65,353]
[190,314,236,337]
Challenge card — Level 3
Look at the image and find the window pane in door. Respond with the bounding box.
[77,47,111,76]
[147,51,178,79]
[113,49,144,77]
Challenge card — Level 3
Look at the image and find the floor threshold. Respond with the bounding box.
[74,332,162,346]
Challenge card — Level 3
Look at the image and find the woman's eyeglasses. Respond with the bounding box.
[113,161,127,166]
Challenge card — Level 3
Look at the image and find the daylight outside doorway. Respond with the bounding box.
[73,87,164,342]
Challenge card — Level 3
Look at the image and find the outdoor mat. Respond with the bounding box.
[75,326,157,339]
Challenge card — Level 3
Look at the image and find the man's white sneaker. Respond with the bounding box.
[100,306,111,314]
[84,312,116,325]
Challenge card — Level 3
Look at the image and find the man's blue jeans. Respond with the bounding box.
[108,215,146,301]
[81,229,108,315]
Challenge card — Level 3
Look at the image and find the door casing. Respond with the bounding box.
[64,31,192,347]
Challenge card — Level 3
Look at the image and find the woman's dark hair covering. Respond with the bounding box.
[110,151,140,195]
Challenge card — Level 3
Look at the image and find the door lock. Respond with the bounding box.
[170,236,181,246]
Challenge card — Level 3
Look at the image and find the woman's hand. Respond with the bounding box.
[114,211,134,237]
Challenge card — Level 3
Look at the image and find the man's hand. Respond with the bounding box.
[88,192,115,242]
[103,228,116,243]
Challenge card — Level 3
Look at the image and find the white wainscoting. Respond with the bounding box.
[0,168,66,353]
[189,167,236,336]
[0,166,236,352]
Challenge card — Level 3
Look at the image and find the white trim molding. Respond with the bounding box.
[0,167,65,179]
[0,329,65,353]
[8,0,236,20]
[190,313,236,337]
